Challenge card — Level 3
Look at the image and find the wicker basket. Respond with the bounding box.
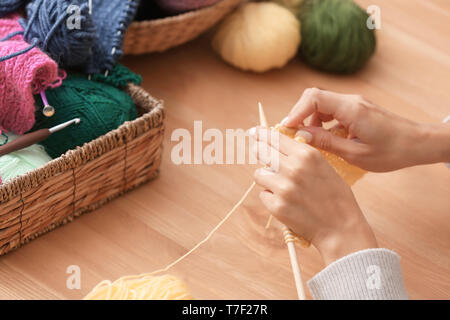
[0,84,164,256]
[123,0,241,55]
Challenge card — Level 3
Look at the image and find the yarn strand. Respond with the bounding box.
[41,7,68,50]
[0,30,23,41]
[149,182,256,276]
[0,38,37,62]
[0,29,38,64]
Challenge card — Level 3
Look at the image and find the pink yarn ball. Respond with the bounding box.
[0,15,62,134]
[154,0,221,13]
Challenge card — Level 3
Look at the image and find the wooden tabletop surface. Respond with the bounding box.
[0,0,449,299]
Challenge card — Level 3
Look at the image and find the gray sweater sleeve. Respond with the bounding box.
[307,248,408,300]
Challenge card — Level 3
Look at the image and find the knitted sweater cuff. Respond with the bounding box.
[307,248,408,300]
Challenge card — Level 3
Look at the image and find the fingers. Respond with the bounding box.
[309,111,334,127]
[298,126,366,161]
[309,112,322,127]
[252,140,288,172]
[254,168,282,193]
[249,126,303,156]
[258,190,293,228]
[259,190,278,213]
[258,190,289,222]
[284,88,357,128]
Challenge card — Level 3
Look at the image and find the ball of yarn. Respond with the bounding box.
[154,0,221,14]
[212,2,301,73]
[271,0,304,16]
[0,133,52,183]
[22,0,97,69]
[84,274,193,300]
[33,73,137,158]
[299,0,376,74]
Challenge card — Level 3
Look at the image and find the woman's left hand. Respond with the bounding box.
[249,127,378,265]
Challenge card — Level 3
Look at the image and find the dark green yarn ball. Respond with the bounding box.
[33,73,138,158]
[299,0,376,74]
[91,63,142,88]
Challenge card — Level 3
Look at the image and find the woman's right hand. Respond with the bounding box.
[283,88,450,172]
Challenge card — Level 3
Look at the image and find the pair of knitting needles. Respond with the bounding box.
[258,103,306,300]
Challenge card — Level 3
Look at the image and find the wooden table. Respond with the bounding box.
[0,0,449,299]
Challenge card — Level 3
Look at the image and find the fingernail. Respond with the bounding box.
[295,130,312,143]
[281,117,289,125]
[248,127,256,137]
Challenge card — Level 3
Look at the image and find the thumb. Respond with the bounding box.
[296,126,361,160]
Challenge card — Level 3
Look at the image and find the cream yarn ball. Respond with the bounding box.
[272,0,304,16]
[212,2,301,72]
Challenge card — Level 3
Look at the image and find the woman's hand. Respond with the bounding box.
[250,127,378,265]
[283,88,450,172]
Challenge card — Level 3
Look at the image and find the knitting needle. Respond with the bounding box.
[0,118,80,157]
[258,102,306,300]
[40,90,55,117]
[259,103,275,230]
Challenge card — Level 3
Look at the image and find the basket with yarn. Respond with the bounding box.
[123,0,241,55]
[0,80,165,256]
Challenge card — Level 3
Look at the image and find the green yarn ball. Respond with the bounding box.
[33,73,138,158]
[299,0,376,74]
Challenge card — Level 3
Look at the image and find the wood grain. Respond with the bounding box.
[0,0,449,300]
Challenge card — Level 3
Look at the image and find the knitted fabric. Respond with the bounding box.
[0,13,22,37]
[0,0,28,17]
[87,0,140,74]
[0,14,62,134]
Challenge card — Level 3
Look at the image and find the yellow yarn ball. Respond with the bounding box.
[84,274,193,300]
[212,2,301,72]
[271,0,303,16]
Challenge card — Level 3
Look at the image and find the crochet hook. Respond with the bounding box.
[258,102,306,300]
[0,118,80,157]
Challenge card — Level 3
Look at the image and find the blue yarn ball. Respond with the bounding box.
[0,0,27,17]
[21,0,97,69]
